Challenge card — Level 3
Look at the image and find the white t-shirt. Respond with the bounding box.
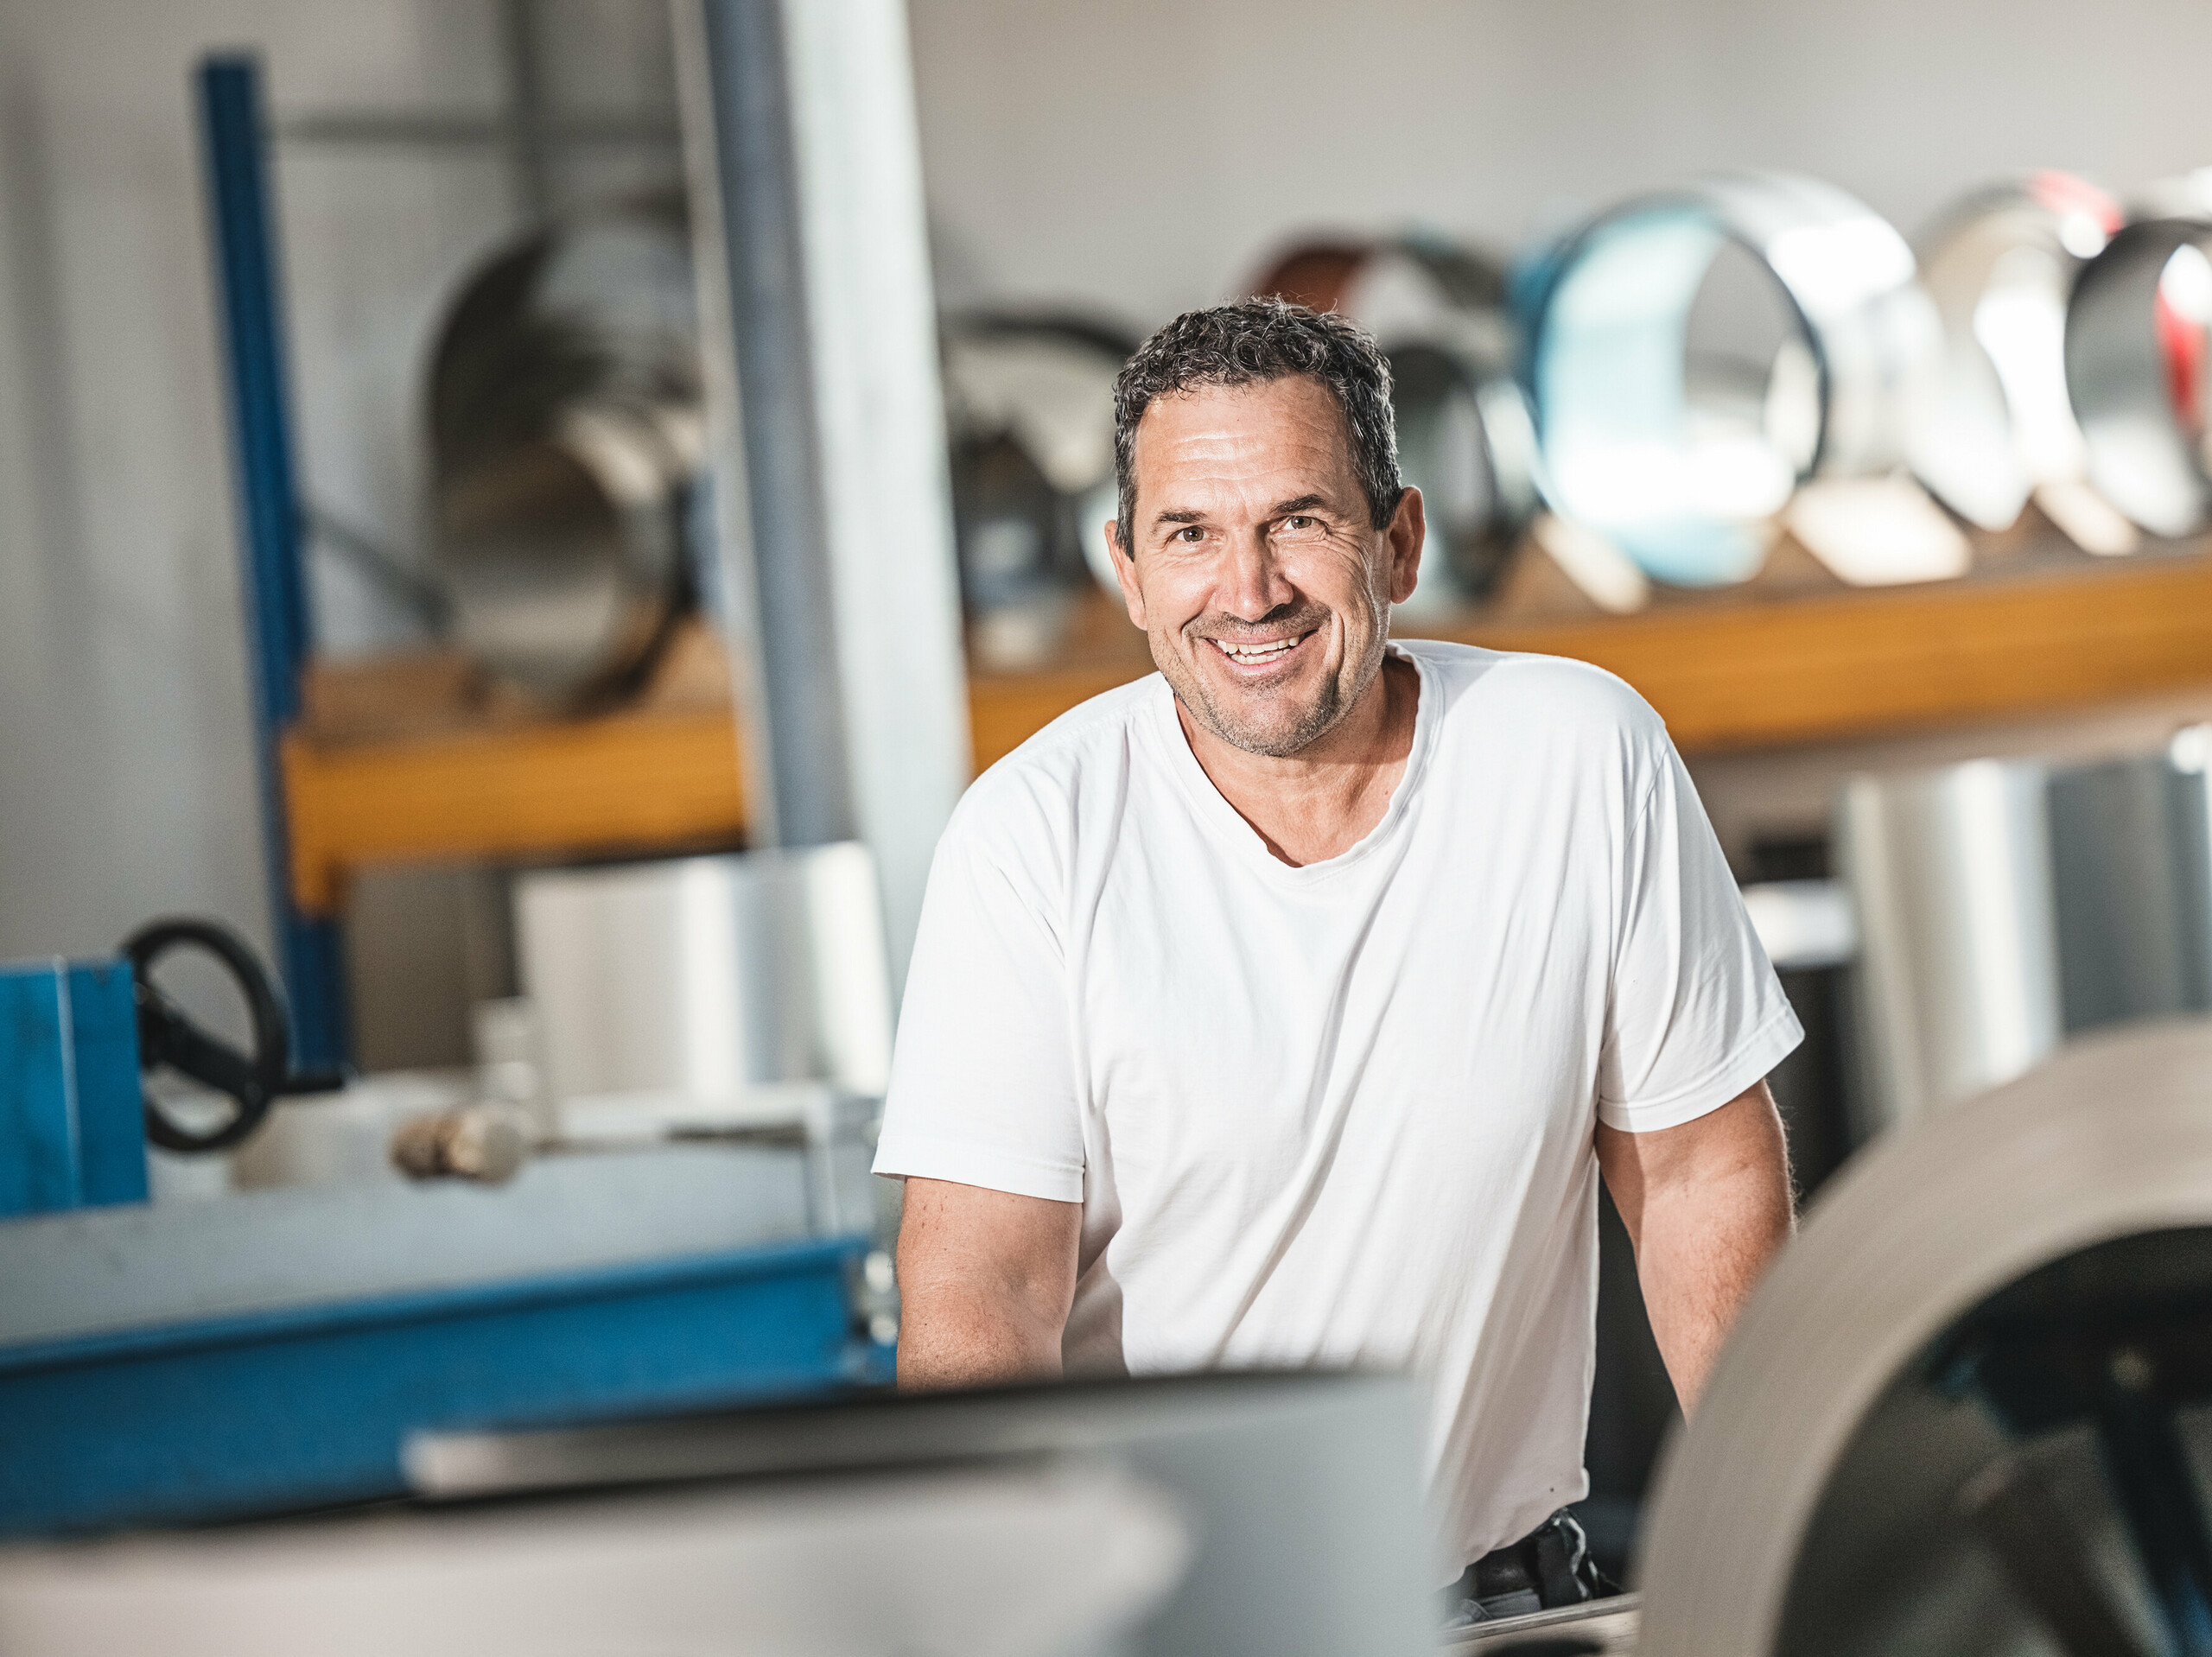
[874,639,1801,1572]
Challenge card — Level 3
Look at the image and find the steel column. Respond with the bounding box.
[195,57,351,1070]
[675,0,969,996]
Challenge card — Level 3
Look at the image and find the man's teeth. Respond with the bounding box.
[1212,632,1309,663]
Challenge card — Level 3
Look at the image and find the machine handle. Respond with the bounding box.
[124,917,335,1155]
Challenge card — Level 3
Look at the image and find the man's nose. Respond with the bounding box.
[1217,525,1295,619]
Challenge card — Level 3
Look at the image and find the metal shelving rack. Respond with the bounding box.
[192,11,683,1069]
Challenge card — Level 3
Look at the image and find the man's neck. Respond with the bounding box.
[1175,653,1421,867]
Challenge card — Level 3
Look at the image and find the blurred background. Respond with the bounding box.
[13,3,2212,1652]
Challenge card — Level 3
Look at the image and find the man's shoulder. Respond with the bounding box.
[944,671,1164,849]
[1402,638,1665,746]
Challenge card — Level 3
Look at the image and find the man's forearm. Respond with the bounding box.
[1598,1083,1794,1414]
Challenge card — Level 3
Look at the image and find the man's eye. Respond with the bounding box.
[1283,515,1316,531]
[1175,526,1205,543]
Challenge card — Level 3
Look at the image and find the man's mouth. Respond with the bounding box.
[1205,629,1315,669]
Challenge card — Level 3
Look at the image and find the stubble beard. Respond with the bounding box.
[1156,615,1388,759]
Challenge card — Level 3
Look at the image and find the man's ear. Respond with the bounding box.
[1107,519,1147,630]
[1384,486,1426,605]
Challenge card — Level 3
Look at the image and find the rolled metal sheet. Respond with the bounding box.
[1252,238,1537,606]
[427,199,702,705]
[1637,1018,2212,1657]
[1910,173,2120,535]
[1530,172,1940,587]
[2066,183,2212,538]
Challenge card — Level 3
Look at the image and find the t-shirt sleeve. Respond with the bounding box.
[871,797,1086,1203]
[1597,740,1803,1133]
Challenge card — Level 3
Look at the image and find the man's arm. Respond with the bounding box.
[1594,1079,1793,1415]
[894,1177,1082,1389]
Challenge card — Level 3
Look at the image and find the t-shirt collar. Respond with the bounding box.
[1147,641,1438,884]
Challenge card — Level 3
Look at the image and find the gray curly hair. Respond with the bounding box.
[1111,297,1403,561]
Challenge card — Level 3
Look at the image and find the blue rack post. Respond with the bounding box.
[194,55,350,1070]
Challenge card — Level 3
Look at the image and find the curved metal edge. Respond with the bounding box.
[1636,1017,2212,1657]
[2066,215,2212,538]
[1529,172,1936,541]
[1909,175,2115,529]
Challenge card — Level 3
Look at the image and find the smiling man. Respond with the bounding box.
[873,300,1800,1622]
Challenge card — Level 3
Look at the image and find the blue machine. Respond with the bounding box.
[0,1224,885,1538]
[0,956,148,1217]
[0,925,889,1540]
[0,1100,891,1538]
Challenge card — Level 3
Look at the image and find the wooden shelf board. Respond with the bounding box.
[284,547,2212,913]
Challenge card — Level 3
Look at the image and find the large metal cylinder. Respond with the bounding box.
[1910,174,2123,543]
[1638,1019,2212,1657]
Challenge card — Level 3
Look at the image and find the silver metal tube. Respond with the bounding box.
[2066,209,2212,537]
[1834,759,2061,1136]
[1531,171,1939,587]
[1909,175,2118,533]
[675,0,969,987]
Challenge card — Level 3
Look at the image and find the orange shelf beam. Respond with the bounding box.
[283,710,748,915]
[284,549,2212,914]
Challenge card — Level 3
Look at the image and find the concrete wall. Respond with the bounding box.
[3,0,2211,979]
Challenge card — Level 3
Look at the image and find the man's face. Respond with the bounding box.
[1109,376,1423,759]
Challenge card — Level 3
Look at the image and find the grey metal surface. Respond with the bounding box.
[941,312,1130,663]
[2048,750,2212,1031]
[405,1370,1436,1657]
[1636,1019,2212,1657]
[1368,244,1538,610]
[678,0,851,847]
[0,1142,815,1348]
[513,843,893,1117]
[2066,201,2212,537]
[676,0,969,995]
[0,1459,1188,1657]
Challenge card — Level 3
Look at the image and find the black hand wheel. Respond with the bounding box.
[124,917,292,1155]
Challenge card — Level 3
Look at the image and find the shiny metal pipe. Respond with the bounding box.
[1530,172,1939,587]
[1835,758,2062,1136]
[1839,733,2212,1140]
[2066,194,2212,537]
[1910,174,2120,537]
